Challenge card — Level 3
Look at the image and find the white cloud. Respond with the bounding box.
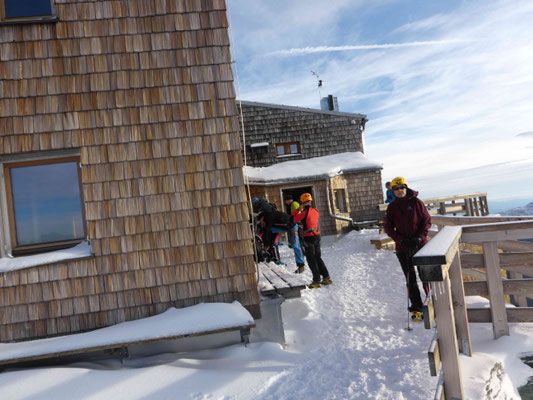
[229,0,533,204]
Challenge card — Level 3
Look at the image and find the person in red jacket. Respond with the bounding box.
[291,193,331,289]
[384,177,431,321]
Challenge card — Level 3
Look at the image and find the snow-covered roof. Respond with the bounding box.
[244,152,382,185]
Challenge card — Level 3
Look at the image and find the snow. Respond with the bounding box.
[414,226,462,259]
[244,152,382,184]
[0,302,254,362]
[0,230,531,399]
[0,241,93,273]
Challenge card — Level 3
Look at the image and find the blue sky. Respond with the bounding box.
[227,0,533,210]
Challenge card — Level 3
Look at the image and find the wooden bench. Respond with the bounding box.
[258,262,307,299]
[0,302,255,367]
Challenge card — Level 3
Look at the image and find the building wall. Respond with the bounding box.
[250,170,383,237]
[0,0,259,342]
[240,102,366,168]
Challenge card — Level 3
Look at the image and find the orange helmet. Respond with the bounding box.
[300,193,312,203]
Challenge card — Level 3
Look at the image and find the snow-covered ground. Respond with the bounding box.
[0,230,532,399]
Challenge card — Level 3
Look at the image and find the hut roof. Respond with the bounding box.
[244,152,382,185]
[240,100,367,120]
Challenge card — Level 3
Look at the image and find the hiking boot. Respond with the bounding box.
[321,276,332,285]
[308,282,321,289]
[294,265,305,274]
[411,311,424,322]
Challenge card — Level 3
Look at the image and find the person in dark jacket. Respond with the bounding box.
[252,197,304,267]
[291,193,331,288]
[384,177,431,320]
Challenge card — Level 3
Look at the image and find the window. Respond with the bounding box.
[2,156,86,255]
[276,142,300,157]
[333,189,348,213]
[0,0,55,22]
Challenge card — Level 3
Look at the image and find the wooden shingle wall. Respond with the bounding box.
[239,102,366,168]
[0,0,259,342]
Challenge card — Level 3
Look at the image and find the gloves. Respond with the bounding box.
[401,237,421,249]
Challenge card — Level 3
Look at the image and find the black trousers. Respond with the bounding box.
[396,251,429,312]
[303,235,330,283]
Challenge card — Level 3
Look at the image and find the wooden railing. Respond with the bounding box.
[379,192,489,216]
[412,217,533,399]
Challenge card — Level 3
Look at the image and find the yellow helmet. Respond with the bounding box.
[391,177,408,189]
[300,193,312,203]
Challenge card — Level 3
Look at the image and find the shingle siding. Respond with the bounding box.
[239,101,366,167]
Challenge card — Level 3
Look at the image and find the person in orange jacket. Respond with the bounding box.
[290,193,331,289]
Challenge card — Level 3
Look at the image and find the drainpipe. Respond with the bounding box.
[325,177,378,230]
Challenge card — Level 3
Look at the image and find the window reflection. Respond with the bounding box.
[10,161,84,246]
[4,0,52,18]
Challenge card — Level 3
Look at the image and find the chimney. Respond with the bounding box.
[320,95,339,111]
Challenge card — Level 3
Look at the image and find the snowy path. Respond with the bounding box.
[0,230,438,400]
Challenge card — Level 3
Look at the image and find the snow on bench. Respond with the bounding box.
[370,233,394,250]
[0,302,255,366]
[258,262,307,299]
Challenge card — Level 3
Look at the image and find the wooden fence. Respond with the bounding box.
[413,216,533,399]
[379,192,489,216]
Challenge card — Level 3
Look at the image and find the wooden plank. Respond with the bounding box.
[428,332,440,377]
[509,272,528,307]
[413,226,462,267]
[431,215,533,226]
[464,279,533,297]
[434,370,445,400]
[266,263,307,290]
[0,323,256,366]
[431,277,464,399]
[483,241,509,339]
[467,307,533,323]
[423,290,435,330]
[260,265,290,291]
[448,253,471,356]
[462,221,533,243]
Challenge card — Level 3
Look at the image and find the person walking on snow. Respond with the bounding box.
[284,195,306,273]
[384,177,431,322]
[290,193,331,288]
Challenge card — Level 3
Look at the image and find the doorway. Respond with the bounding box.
[281,186,314,214]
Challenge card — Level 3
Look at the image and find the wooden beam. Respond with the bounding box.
[428,332,440,377]
[462,221,533,243]
[423,291,435,330]
[467,308,533,323]
[464,278,533,297]
[414,226,462,267]
[434,371,445,400]
[431,215,533,227]
[449,253,471,356]
[509,272,528,307]
[431,278,464,399]
[483,241,509,338]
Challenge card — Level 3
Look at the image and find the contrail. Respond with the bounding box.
[269,39,470,56]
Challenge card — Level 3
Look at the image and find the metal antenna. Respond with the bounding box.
[311,71,323,102]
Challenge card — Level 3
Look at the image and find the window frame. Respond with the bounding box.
[276,142,301,157]
[333,188,348,213]
[1,154,87,256]
[0,0,57,24]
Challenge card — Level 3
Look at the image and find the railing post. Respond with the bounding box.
[448,252,471,356]
[439,202,446,215]
[432,277,465,399]
[464,199,472,216]
[482,241,509,339]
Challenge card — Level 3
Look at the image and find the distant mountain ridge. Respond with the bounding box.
[500,201,533,216]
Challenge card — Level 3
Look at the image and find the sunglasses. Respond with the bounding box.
[393,186,406,191]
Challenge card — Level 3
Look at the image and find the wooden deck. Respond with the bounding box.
[258,262,307,299]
